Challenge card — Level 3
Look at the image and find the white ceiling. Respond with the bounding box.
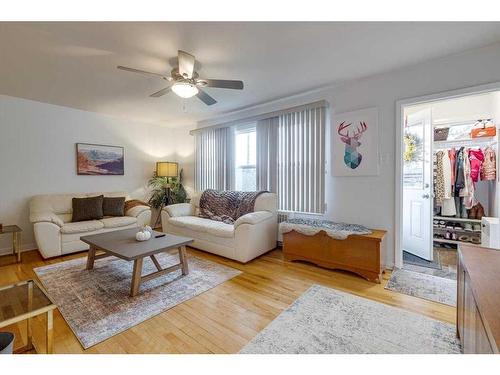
[2,22,500,128]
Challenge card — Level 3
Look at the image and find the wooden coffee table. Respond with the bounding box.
[81,229,193,297]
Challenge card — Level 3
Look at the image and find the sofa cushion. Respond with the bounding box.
[101,216,137,228]
[72,195,104,222]
[103,197,126,216]
[61,220,104,234]
[168,216,234,238]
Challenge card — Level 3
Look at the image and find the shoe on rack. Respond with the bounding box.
[473,223,481,232]
[451,232,458,240]
[471,237,481,244]
[464,223,473,232]
[454,224,463,231]
[459,235,470,242]
[445,231,452,240]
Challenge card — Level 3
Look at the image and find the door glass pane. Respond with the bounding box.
[403,120,425,189]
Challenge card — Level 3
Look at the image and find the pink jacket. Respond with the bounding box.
[468,148,484,183]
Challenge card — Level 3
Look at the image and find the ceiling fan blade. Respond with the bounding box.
[149,86,172,97]
[202,79,244,90]
[196,88,217,106]
[178,50,195,79]
[117,65,170,80]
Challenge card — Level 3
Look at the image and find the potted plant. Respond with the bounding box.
[148,169,188,227]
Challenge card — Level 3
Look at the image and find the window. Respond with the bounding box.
[235,125,257,191]
[193,102,326,211]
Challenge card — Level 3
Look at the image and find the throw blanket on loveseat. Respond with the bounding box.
[199,189,267,224]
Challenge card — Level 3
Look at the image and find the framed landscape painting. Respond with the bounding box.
[76,143,124,175]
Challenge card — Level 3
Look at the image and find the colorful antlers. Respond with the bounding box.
[355,121,368,137]
[337,121,368,138]
[337,121,352,137]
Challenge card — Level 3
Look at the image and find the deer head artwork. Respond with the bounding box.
[337,121,368,169]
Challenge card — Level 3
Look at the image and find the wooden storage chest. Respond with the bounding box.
[282,229,387,283]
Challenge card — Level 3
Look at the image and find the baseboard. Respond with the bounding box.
[0,242,37,256]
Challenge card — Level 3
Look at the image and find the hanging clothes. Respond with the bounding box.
[454,147,466,217]
[441,151,456,216]
[481,146,497,181]
[448,148,456,186]
[454,147,465,193]
[460,149,477,210]
[468,148,484,183]
[434,150,445,205]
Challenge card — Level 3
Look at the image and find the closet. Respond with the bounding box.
[433,119,498,248]
[403,92,500,267]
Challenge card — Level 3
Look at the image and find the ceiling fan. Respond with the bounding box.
[117,50,244,106]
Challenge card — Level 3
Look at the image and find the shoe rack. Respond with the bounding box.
[433,216,482,247]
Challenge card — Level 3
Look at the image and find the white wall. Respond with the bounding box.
[185,42,500,267]
[0,95,175,253]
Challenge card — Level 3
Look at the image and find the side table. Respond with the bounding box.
[0,225,22,264]
[0,279,57,353]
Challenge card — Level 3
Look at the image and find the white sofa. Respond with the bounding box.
[29,191,151,258]
[161,192,277,263]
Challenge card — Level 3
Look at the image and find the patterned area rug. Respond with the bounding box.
[385,269,456,306]
[34,252,241,349]
[240,285,460,354]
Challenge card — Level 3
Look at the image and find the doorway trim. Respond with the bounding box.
[395,80,500,269]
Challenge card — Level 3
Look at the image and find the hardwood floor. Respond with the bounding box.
[0,247,456,354]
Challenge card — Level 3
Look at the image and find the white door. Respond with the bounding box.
[402,108,433,261]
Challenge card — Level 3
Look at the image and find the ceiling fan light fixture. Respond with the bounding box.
[171,82,199,98]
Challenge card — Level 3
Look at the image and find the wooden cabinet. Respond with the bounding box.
[457,246,499,354]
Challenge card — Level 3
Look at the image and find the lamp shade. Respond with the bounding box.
[156,162,178,177]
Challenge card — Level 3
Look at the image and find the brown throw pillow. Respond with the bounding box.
[103,197,125,217]
[72,195,104,222]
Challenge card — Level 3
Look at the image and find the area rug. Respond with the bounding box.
[34,252,241,349]
[385,268,456,306]
[240,285,460,354]
[403,250,441,270]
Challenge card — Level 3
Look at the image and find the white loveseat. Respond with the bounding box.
[161,192,277,263]
[29,191,151,258]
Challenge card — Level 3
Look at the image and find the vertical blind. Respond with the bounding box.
[256,117,279,192]
[194,127,233,191]
[277,106,326,213]
[193,102,326,214]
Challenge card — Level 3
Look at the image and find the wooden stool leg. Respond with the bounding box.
[179,246,189,276]
[86,245,96,270]
[130,258,144,297]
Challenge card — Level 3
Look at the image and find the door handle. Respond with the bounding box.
[422,193,430,199]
